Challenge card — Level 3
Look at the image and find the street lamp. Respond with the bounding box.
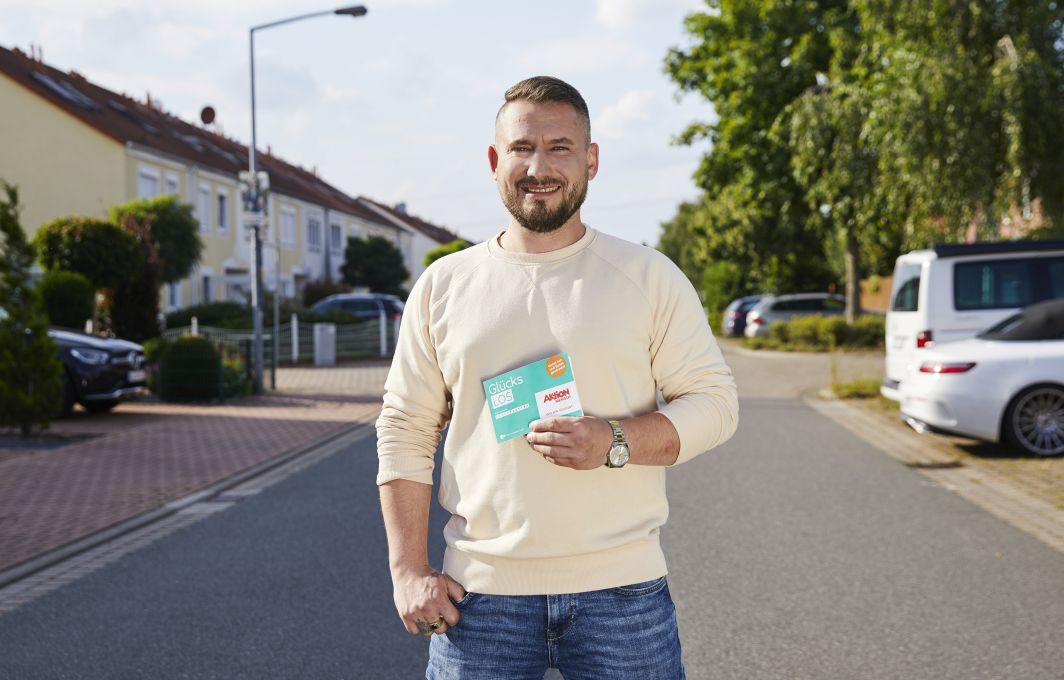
[246,5,368,394]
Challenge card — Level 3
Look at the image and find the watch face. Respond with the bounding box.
[609,444,630,467]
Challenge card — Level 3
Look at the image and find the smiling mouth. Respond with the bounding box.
[522,185,560,196]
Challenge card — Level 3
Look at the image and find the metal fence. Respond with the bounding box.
[162,314,399,365]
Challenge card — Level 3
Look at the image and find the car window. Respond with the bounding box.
[891,262,921,312]
[385,299,405,314]
[738,299,760,313]
[821,298,845,311]
[343,300,381,314]
[1051,260,1064,298]
[954,256,1064,311]
[772,300,796,312]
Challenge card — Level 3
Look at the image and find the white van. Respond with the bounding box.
[882,240,1064,401]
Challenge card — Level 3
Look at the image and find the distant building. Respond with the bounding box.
[357,198,466,282]
[0,44,464,309]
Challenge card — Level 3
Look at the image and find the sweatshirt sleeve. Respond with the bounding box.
[649,260,739,465]
[375,274,452,486]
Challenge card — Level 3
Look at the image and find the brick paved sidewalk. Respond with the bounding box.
[0,362,390,575]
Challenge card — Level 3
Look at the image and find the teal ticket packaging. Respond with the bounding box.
[483,353,583,443]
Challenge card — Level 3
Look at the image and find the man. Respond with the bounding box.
[377,76,739,679]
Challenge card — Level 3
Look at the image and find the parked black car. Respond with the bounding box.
[0,306,147,416]
[310,293,405,322]
[50,329,147,415]
[721,295,765,337]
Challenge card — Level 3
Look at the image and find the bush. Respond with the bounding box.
[158,336,220,402]
[754,314,885,351]
[39,270,93,330]
[165,302,248,329]
[848,315,885,348]
[301,279,350,308]
[142,336,173,394]
[0,182,63,434]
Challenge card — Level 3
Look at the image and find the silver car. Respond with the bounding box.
[744,293,846,338]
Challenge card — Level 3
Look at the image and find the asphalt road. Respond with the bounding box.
[2,396,1063,679]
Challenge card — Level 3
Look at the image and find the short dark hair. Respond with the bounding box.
[497,76,591,143]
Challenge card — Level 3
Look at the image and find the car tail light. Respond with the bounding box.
[728,310,741,318]
[919,362,976,374]
[916,330,933,348]
[749,313,764,325]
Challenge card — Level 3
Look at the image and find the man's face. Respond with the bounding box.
[489,100,599,234]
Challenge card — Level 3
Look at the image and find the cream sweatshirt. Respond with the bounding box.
[376,227,738,595]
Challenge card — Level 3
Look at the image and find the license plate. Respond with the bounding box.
[128,369,146,383]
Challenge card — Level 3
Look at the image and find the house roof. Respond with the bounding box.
[357,197,467,246]
[0,44,388,226]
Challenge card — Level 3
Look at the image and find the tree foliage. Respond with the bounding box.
[110,196,203,284]
[106,214,161,343]
[34,217,141,291]
[39,269,94,330]
[341,236,409,297]
[424,239,472,267]
[662,0,1064,319]
[0,182,63,435]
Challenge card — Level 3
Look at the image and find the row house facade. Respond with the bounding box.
[0,45,462,311]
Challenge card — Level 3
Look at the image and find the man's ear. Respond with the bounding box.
[488,145,499,178]
[586,142,600,181]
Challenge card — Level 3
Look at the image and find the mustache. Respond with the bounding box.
[516,178,566,189]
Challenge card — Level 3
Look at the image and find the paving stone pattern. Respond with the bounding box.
[0,363,389,574]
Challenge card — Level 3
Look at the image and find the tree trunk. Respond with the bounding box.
[844,227,861,325]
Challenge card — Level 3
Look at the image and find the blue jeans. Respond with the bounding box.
[426,576,685,680]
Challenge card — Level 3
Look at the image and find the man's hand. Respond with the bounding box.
[391,565,466,636]
[525,416,613,470]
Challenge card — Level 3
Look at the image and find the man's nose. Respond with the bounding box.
[525,150,551,178]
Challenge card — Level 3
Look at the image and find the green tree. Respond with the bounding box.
[39,270,94,330]
[106,214,162,342]
[0,182,63,435]
[341,236,410,296]
[662,0,847,303]
[34,217,142,332]
[34,217,141,291]
[110,195,203,284]
[424,239,471,267]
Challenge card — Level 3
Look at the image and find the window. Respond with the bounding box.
[137,168,160,198]
[164,173,180,196]
[217,191,229,235]
[168,282,181,310]
[280,209,296,247]
[820,297,845,312]
[330,223,343,252]
[954,257,1064,310]
[891,263,922,312]
[202,275,212,303]
[198,185,211,234]
[307,217,322,252]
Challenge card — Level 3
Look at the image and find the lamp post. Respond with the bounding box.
[246,5,368,394]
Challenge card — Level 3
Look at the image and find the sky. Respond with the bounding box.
[0,0,717,247]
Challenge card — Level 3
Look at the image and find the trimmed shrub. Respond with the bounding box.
[769,318,791,344]
[165,302,247,329]
[158,336,220,402]
[817,316,848,348]
[39,270,94,330]
[848,315,886,348]
[786,315,823,347]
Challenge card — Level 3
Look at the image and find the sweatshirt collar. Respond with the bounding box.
[487,225,597,265]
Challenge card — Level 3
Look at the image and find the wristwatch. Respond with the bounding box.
[606,419,630,468]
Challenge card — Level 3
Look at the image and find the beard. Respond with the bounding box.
[500,171,589,234]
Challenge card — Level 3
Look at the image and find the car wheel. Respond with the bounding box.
[1004,384,1064,457]
[82,400,119,414]
[60,373,76,417]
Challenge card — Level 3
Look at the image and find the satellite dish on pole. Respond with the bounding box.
[200,106,216,125]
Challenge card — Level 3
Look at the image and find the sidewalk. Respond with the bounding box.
[0,362,390,575]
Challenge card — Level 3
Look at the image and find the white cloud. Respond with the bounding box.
[595,89,655,139]
[594,0,707,31]
[516,36,643,75]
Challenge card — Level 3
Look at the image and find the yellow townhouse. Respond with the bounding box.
[0,45,464,310]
